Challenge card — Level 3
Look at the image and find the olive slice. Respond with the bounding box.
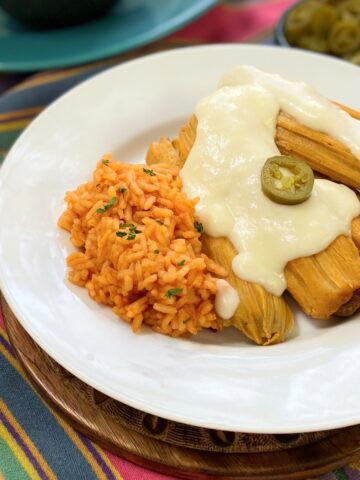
[261,155,314,205]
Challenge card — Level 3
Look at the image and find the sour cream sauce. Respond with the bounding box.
[181,66,360,313]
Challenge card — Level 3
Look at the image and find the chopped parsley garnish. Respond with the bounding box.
[155,219,163,224]
[165,288,183,298]
[116,222,142,241]
[102,159,109,165]
[119,187,127,193]
[194,221,204,233]
[119,223,133,228]
[177,260,185,266]
[143,168,156,176]
[154,249,160,254]
[96,196,117,214]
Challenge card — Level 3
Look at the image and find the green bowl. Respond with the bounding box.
[0,0,117,28]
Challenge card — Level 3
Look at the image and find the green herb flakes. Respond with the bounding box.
[116,222,142,241]
[177,260,185,266]
[143,168,156,176]
[102,159,110,165]
[119,187,127,193]
[96,196,117,214]
[154,249,160,254]
[194,221,204,233]
[165,288,183,298]
[119,223,134,228]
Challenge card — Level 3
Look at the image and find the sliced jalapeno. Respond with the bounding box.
[329,19,360,55]
[339,0,360,23]
[298,35,328,53]
[261,155,314,205]
[347,50,360,64]
[284,2,318,44]
[312,4,337,37]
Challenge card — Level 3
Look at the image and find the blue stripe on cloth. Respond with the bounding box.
[0,65,108,114]
[0,330,16,357]
[0,353,98,480]
[0,410,48,480]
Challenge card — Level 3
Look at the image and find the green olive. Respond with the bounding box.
[261,156,314,205]
[329,19,360,55]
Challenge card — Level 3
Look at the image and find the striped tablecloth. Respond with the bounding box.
[1,1,360,479]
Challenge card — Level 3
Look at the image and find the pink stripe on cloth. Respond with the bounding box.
[0,306,4,328]
[105,450,178,480]
[171,0,297,43]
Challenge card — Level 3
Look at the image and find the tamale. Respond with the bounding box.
[276,113,360,189]
[146,119,294,346]
[147,111,360,320]
[201,237,293,345]
[285,235,360,319]
[352,217,360,250]
[276,102,360,189]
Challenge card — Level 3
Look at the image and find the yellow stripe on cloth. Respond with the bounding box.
[91,442,124,480]
[11,64,108,91]
[0,338,123,480]
[0,420,41,480]
[349,459,360,470]
[54,413,124,480]
[0,401,57,480]
[10,53,132,91]
[0,107,43,121]
[0,119,32,132]
[10,39,196,92]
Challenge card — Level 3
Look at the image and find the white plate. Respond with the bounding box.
[1,45,360,434]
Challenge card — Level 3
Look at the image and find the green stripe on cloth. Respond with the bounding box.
[0,350,99,479]
[334,469,349,480]
[0,436,31,480]
[0,130,26,163]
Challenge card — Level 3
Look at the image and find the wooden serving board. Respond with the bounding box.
[2,293,360,480]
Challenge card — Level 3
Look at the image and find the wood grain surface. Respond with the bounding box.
[2,293,360,480]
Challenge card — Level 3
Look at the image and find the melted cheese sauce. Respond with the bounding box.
[215,280,240,320]
[181,66,360,300]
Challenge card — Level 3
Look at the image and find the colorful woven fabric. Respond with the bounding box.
[1,1,360,479]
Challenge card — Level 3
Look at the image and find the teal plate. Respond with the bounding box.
[0,0,217,72]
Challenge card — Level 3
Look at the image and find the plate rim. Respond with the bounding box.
[0,0,217,72]
[1,44,360,434]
